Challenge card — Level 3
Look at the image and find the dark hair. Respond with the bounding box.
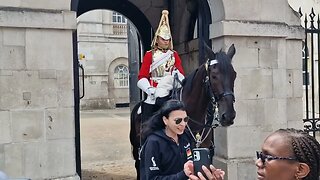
[141,100,186,142]
[274,128,320,180]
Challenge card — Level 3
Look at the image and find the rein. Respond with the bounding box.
[185,58,234,148]
[171,58,234,148]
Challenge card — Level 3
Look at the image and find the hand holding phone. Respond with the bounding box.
[193,148,211,178]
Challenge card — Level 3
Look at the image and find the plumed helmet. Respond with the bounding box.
[151,10,173,49]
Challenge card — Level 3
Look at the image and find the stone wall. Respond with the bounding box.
[0,1,79,179]
[0,0,307,179]
[208,0,304,179]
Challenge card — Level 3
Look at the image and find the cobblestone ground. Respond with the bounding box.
[80,108,136,180]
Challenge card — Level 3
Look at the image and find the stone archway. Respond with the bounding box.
[73,0,152,51]
[70,0,213,176]
[70,1,153,176]
[0,0,306,179]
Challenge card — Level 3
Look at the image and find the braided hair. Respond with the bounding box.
[275,128,320,180]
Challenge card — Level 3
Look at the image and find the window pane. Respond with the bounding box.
[303,72,310,86]
[114,65,129,87]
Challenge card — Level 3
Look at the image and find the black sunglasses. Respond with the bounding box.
[256,151,297,165]
[174,117,189,124]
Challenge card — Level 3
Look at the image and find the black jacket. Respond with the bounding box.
[140,130,193,180]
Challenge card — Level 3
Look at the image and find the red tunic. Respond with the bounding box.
[138,50,185,87]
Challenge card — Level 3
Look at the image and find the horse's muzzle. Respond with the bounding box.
[220,111,236,126]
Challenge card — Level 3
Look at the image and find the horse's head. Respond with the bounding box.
[204,43,236,126]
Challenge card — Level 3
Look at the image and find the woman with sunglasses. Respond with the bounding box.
[255,128,320,180]
[139,99,194,180]
[188,128,320,180]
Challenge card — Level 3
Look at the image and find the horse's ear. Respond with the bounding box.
[227,44,236,60]
[204,42,215,59]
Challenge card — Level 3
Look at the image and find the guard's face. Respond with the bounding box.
[157,36,170,49]
[163,110,188,137]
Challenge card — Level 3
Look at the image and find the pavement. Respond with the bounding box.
[80,107,136,180]
[78,107,320,180]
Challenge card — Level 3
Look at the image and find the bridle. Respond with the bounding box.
[186,58,235,147]
[204,58,235,104]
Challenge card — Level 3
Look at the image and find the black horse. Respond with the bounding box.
[129,44,236,179]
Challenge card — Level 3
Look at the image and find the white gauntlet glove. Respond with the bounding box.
[137,78,152,93]
[137,78,156,100]
[172,69,185,81]
[147,87,156,100]
[146,87,156,96]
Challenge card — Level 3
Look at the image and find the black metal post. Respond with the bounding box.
[72,31,82,177]
[127,21,142,110]
[198,0,212,65]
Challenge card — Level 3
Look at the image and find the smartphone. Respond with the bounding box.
[193,148,211,178]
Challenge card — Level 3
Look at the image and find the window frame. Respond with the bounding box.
[112,12,127,24]
[114,64,129,88]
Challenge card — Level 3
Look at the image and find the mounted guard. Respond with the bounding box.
[137,10,185,122]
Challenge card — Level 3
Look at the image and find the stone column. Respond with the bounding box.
[208,0,304,179]
[0,1,78,179]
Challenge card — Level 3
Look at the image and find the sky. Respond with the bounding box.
[288,0,320,14]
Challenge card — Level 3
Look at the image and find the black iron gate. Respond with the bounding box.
[300,8,320,137]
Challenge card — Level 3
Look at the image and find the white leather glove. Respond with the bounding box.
[147,87,156,100]
[137,78,152,93]
[146,87,156,96]
[137,78,156,100]
[172,69,185,81]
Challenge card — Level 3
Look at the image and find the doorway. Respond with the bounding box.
[76,9,142,179]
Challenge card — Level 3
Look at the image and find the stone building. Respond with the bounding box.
[0,0,309,179]
[0,2,77,179]
[77,10,129,109]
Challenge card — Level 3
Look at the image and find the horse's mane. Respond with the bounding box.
[182,67,200,93]
[182,50,232,92]
[215,50,233,75]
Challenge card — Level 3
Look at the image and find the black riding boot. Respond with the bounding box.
[155,95,171,108]
[141,102,158,123]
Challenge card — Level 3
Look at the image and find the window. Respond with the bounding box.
[112,12,127,24]
[114,65,129,87]
[302,44,310,86]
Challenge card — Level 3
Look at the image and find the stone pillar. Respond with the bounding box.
[208,0,304,179]
[0,1,78,179]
